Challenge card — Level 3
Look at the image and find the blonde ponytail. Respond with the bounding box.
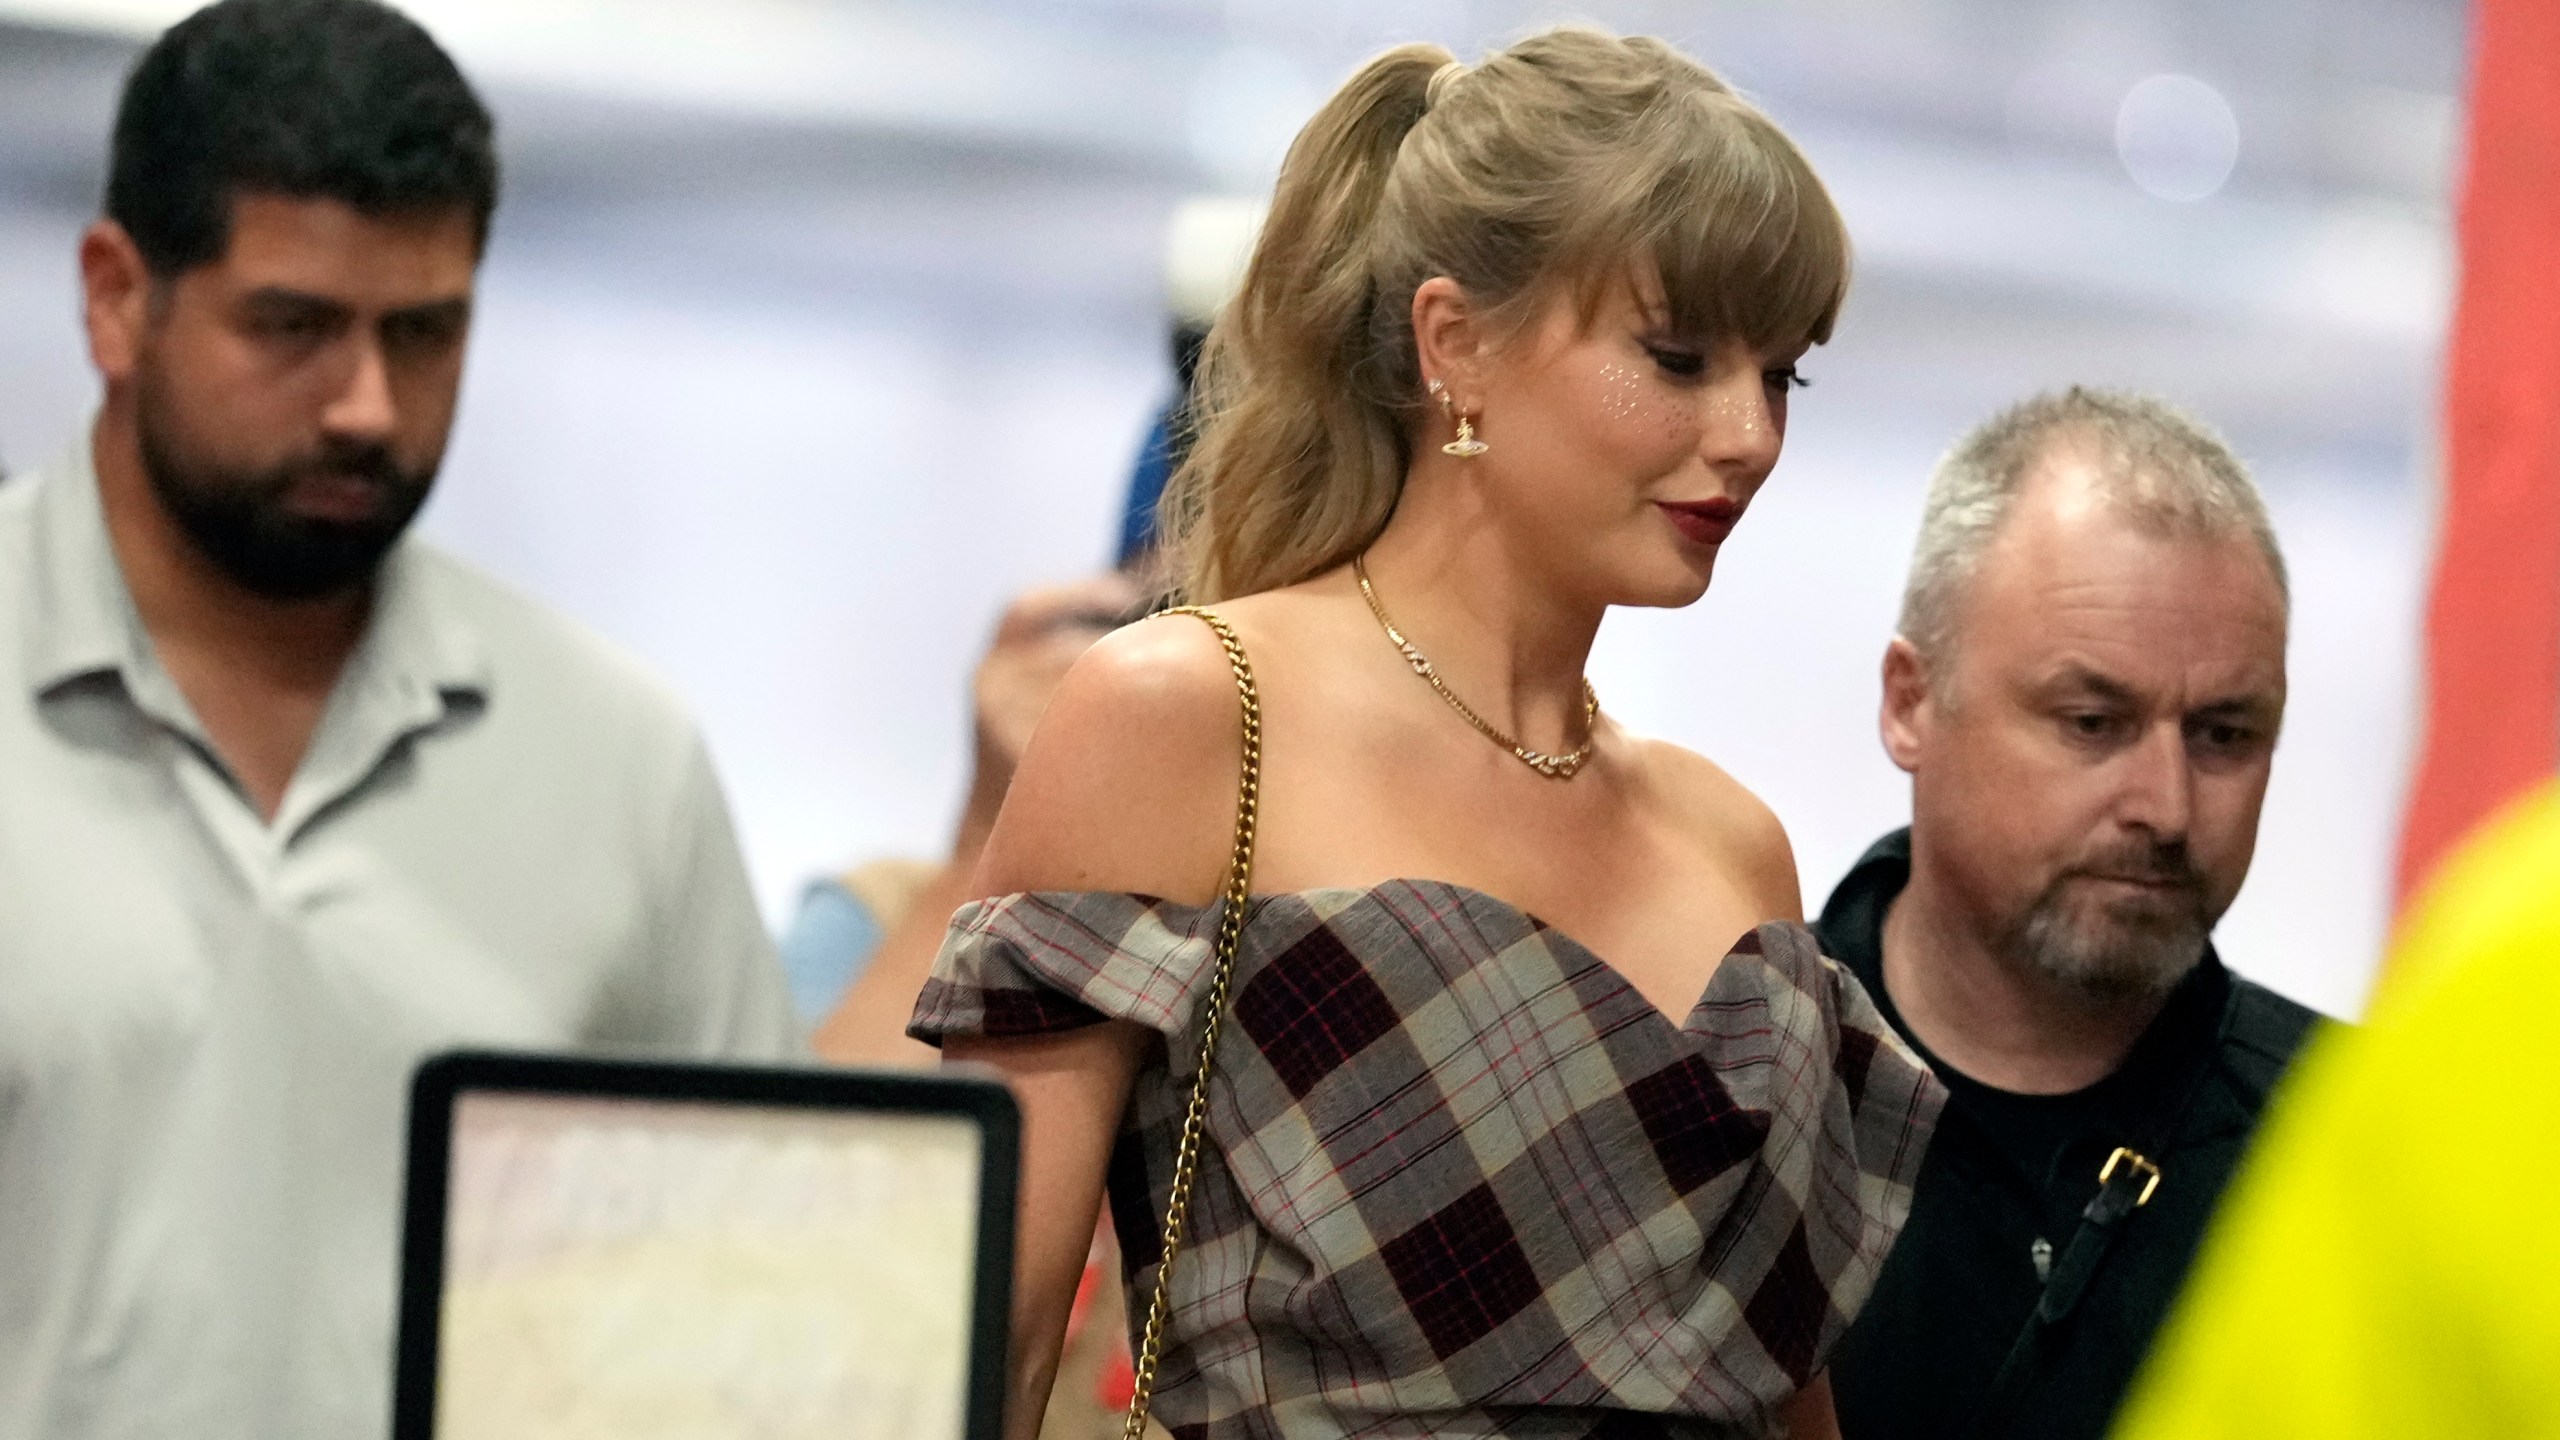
[1159,43,1449,603]
[1160,29,1850,603]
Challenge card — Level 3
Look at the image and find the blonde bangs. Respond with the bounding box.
[1162,28,1851,601]
[1553,91,1849,355]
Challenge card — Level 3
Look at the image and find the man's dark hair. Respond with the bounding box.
[106,0,499,276]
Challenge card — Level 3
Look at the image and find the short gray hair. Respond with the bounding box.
[1898,387,2288,669]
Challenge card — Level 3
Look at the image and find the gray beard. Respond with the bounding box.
[2001,870,2212,999]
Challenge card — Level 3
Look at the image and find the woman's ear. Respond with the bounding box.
[1409,275,1485,411]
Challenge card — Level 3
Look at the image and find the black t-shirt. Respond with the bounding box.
[1814,830,2319,1440]
[1934,1065,2109,1196]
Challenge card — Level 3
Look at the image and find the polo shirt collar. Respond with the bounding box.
[357,539,491,704]
[21,431,491,848]
[23,436,146,698]
[266,541,490,842]
[21,429,490,708]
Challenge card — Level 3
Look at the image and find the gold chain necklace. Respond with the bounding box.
[1354,555,1599,779]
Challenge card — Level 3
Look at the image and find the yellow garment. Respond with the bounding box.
[2114,780,2560,1439]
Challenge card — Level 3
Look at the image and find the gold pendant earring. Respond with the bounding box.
[1427,379,1488,458]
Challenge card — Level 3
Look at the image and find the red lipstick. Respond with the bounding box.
[1657,497,1741,547]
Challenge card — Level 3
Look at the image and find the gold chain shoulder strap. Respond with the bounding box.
[1120,606,1262,1440]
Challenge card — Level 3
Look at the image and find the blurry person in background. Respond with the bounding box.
[787,196,1264,1045]
[0,2,793,1436]
[809,572,1143,1066]
[1814,389,2319,1440]
[2111,781,2560,1439]
[1111,196,1266,567]
[912,31,1942,1440]
[795,196,1260,1440]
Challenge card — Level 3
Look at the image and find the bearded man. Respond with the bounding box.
[1817,389,2320,1440]
[0,4,793,1437]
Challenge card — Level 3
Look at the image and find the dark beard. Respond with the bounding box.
[136,384,435,601]
[1999,835,2215,999]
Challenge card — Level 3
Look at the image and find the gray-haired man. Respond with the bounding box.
[1816,389,2320,1440]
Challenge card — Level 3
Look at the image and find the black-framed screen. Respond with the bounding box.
[393,1051,1018,1440]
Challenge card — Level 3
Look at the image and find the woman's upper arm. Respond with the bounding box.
[942,613,1250,1433]
[970,612,1251,905]
[947,1024,1150,1439]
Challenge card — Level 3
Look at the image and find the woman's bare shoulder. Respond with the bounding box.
[1625,733,1805,924]
[970,609,1258,905]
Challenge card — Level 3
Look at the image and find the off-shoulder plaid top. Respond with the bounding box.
[910,880,1943,1439]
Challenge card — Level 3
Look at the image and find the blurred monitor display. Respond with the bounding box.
[394,1053,1017,1440]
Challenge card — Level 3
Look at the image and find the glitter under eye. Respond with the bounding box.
[1598,363,1644,421]
[1598,359,1710,448]
[1704,392,1764,437]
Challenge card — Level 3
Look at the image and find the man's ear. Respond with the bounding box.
[1880,636,1934,776]
[80,220,156,386]
[1409,275,1487,412]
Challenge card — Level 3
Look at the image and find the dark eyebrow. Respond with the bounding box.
[238,286,350,318]
[384,296,473,327]
[234,289,472,328]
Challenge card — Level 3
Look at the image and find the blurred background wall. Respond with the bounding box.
[0,0,2463,1017]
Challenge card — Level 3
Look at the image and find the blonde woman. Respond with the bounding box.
[913,30,1944,1440]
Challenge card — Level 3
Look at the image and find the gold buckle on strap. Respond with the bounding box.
[2100,1146,2163,1207]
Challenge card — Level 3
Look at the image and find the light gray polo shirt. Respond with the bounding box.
[0,440,799,1440]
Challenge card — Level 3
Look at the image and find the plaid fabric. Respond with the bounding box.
[912,881,1944,1439]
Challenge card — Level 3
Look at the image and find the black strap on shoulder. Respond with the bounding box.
[1961,1026,2226,1438]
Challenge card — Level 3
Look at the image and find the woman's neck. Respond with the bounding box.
[1353,466,1603,752]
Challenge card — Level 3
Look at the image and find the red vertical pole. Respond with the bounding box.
[2394,0,2560,910]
